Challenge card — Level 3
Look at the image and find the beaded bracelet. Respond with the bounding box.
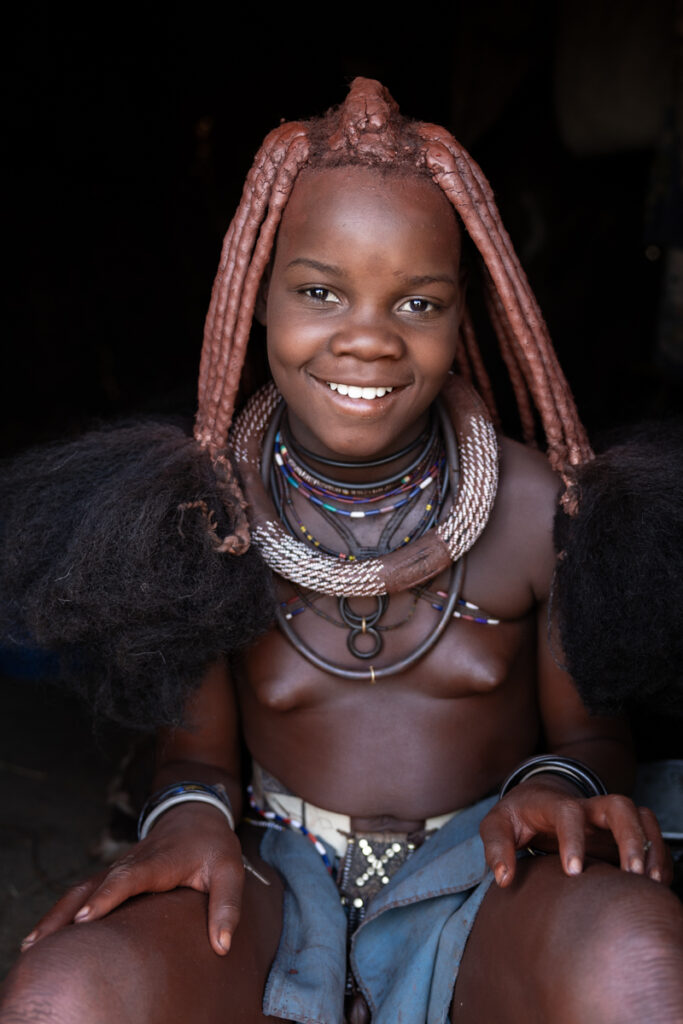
[499,755,608,801]
[137,781,235,840]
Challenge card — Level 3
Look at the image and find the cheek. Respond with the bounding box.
[265,298,317,374]
[266,333,304,380]
[414,329,459,381]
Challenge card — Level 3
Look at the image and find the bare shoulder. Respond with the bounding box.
[495,436,560,526]
[466,437,561,610]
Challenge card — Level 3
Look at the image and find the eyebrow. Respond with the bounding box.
[286,259,456,288]
[401,273,457,287]
[285,258,344,275]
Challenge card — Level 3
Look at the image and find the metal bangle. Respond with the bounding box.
[137,781,235,840]
[499,755,608,801]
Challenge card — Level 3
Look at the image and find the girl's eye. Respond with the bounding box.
[302,287,340,304]
[398,298,438,314]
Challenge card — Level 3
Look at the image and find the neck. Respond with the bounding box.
[283,410,434,488]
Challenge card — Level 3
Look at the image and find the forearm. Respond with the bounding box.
[548,732,635,795]
[151,659,245,817]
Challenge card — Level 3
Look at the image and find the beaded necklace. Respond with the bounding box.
[272,447,446,561]
[263,397,465,678]
[271,407,449,661]
[230,378,499,599]
[280,417,434,495]
[276,435,443,519]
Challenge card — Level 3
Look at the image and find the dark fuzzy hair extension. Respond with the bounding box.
[0,422,275,730]
[553,419,683,717]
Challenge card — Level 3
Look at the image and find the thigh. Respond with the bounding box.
[0,825,286,1024]
[451,855,683,1024]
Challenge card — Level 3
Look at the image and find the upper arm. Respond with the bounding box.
[496,439,635,788]
[155,658,242,783]
[527,478,635,792]
[536,590,633,786]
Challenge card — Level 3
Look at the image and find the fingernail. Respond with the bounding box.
[20,932,37,950]
[217,929,232,953]
[494,863,508,886]
[567,856,582,875]
[629,857,643,874]
[650,869,662,882]
[74,906,91,922]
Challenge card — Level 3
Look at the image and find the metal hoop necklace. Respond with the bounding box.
[264,400,465,682]
[271,406,446,661]
[231,378,499,597]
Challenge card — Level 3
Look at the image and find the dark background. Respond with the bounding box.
[4,1,681,455]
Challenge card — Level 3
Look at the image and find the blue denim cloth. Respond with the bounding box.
[260,795,496,1024]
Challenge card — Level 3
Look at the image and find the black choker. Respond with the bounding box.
[285,419,431,471]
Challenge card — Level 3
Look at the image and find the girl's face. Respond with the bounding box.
[262,166,463,463]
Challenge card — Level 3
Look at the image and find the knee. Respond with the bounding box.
[0,926,144,1024]
[568,880,683,1024]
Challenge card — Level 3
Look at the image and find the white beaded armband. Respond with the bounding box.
[137,781,235,840]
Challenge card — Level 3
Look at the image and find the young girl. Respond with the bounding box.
[2,78,682,1024]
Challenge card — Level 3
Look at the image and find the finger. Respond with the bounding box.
[639,806,672,885]
[479,809,520,887]
[588,795,648,875]
[207,858,245,955]
[21,872,107,950]
[553,800,587,876]
[72,850,179,924]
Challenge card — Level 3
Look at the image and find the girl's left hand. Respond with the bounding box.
[479,777,672,887]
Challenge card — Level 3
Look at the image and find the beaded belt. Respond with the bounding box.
[250,761,458,861]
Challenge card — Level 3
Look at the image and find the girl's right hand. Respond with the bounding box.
[20,803,245,957]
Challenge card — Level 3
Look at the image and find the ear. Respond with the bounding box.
[254,265,271,326]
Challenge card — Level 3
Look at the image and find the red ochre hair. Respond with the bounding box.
[195,78,591,553]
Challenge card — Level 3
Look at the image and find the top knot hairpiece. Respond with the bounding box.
[194,78,590,553]
[327,77,403,161]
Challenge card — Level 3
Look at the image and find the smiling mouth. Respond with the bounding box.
[326,382,395,400]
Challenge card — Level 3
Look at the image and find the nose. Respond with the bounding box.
[329,312,405,361]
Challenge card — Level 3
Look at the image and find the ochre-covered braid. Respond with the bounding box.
[197,125,309,449]
[193,78,592,553]
[484,286,536,446]
[459,307,500,429]
[418,126,591,471]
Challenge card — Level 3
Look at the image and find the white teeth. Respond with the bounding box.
[326,382,394,400]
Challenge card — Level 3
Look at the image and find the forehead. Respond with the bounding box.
[273,166,461,268]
